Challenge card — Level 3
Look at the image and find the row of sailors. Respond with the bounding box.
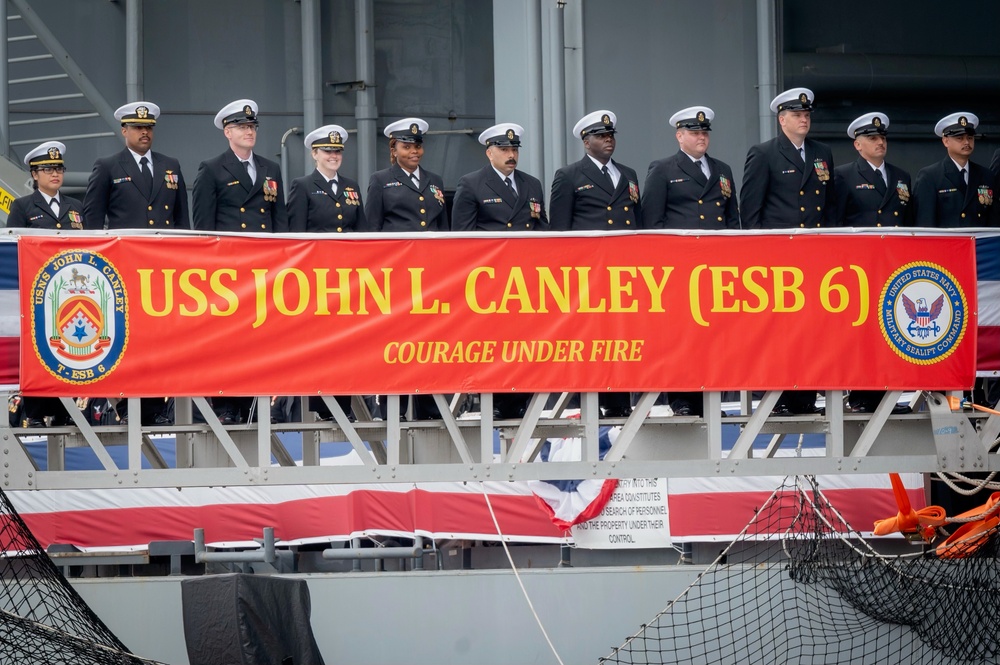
[7,89,999,237]
[6,90,998,424]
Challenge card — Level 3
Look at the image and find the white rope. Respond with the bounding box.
[480,482,565,665]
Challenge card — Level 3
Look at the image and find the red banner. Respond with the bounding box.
[17,233,977,396]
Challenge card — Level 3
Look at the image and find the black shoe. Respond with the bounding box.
[602,406,632,418]
[891,404,912,415]
[771,406,793,417]
[154,414,173,425]
[216,410,237,425]
[22,418,45,428]
[673,405,692,416]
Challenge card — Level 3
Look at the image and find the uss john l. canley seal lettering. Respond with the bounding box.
[30,250,128,384]
[879,262,968,365]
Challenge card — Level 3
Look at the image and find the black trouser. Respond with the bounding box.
[667,391,704,416]
[777,390,816,414]
[308,395,353,420]
[21,397,73,425]
[213,396,257,422]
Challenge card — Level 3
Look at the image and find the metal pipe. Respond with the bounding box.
[125,0,142,101]
[544,1,566,194]
[756,0,778,143]
[322,536,424,562]
[194,527,276,564]
[0,0,8,157]
[280,126,302,199]
[524,0,544,179]
[300,0,322,175]
[354,0,377,190]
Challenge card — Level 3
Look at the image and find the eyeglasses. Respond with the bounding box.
[229,124,258,132]
[35,166,66,174]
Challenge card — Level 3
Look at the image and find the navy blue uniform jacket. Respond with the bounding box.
[7,191,83,230]
[287,170,365,233]
[192,150,287,232]
[642,150,740,229]
[741,133,836,229]
[549,157,642,230]
[833,158,912,227]
[83,148,188,230]
[451,165,547,231]
[365,164,448,232]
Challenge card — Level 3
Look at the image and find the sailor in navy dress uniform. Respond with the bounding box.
[7,141,84,231]
[192,99,287,234]
[7,141,81,426]
[641,106,738,417]
[452,123,546,418]
[192,99,286,424]
[549,110,642,232]
[833,113,913,415]
[364,118,445,419]
[288,124,365,234]
[740,88,836,230]
[82,101,188,230]
[834,112,912,229]
[741,88,834,415]
[549,110,638,418]
[288,124,363,420]
[642,106,739,232]
[913,112,998,227]
[451,123,547,232]
[364,117,448,232]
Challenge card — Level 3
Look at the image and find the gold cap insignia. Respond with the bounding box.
[410,123,419,134]
[799,93,808,103]
[959,116,967,127]
[873,117,881,127]
[601,114,611,126]
[696,111,706,122]
[244,105,253,117]
[331,131,341,143]
[506,129,515,140]
[48,147,60,160]
[137,106,149,119]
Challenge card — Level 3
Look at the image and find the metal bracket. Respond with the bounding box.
[925,391,988,471]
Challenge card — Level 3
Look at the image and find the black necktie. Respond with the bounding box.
[139,156,153,192]
[799,147,806,163]
[874,167,886,194]
[959,167,968,194]
[504,176,514,192]
[601,165,613,188]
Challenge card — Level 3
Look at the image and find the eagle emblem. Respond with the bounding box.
[137,106,148,118]
[243,105,253,117]
[48,147,61,160]
[506,128,515,140]
[873,117,881,127]
[697,111,706,122]
[410,123,419,134]
[902,294,944,339]
[330,131,341,144]
[799,93,808,103]
[959,116,967,127]
[601,114,611,126]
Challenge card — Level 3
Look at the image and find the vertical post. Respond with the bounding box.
[543,1,566,194]
[756,0,778,142]
[561,0,585,166]
[125,0,143,102]
[494,0,543,179]
[301,0,322,174]
[355,0,377,190]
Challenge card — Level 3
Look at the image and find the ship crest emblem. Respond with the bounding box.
[30,250,128,384]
